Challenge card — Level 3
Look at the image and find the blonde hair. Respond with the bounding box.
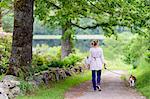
[91,40,99,46]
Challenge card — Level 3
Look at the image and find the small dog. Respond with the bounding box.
[128,75,136,87]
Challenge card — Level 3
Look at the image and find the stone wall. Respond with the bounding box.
[0,63,87,99]
[32,64,86,86]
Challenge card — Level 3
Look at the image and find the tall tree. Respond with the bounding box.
[6,0,34,78]
[35,0,89,59]
[61,22,73,59]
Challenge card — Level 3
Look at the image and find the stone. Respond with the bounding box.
[49,72,56,81]
[2,81,16,89]
[73,67,79,73]
[42,72,49,85]
[0,86,9,99]
[10,86,20,97]
[65,69,72,76]
[10,80,20,86]
[33,75,44,85]
[69,68,75,75]
[7,92,14,99]
[0,91,8,99]
[59,70,67,79]
[0,82,3,88]
[28,81,38,88]
[2,75,18,82]
[0,75,21,99]
[79,66,83,72]
[55,69,60,81]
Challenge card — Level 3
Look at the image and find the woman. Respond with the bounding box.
[88,40,106,91]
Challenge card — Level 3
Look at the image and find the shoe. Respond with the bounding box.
[96,85,101,91]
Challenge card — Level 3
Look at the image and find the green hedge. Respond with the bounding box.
[32,45,84,73]
[133,59,150,99]
[123,35,149,68]
[0,35,12,70]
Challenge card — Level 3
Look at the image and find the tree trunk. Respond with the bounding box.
[61,23,73,59]
[6,0,34,79]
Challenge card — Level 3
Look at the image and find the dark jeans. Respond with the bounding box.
[92,70,101,90]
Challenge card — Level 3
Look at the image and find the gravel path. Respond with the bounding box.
[65,70,146,99]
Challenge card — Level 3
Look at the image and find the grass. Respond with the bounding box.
[0,74,5,80]
[17,71,91,99]
[133,59,150,99]
[105,58,130,70]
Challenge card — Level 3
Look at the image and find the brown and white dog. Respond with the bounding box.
[128,75,136,87]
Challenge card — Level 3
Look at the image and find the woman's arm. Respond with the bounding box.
[101,48,107,69]
[86,48,92,69]
[101,48,105,64]
[88,48,92,64]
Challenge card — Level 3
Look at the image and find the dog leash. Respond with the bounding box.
[104,68,124,76]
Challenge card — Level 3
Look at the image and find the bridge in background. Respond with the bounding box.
[33,35,104,40]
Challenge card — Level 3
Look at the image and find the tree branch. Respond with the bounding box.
[45,0,61,9]
[50,2,61,9]
[71,22,108,29]
[71,21,122,30]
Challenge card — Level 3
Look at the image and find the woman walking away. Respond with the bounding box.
[88,40,106,91]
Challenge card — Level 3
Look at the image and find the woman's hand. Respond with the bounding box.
[87,64,90,70]
[104,63,107,69]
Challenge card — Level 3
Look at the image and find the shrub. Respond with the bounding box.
[145,51,150,63]
[102,32,133,60]
[62,53,83,68]
[32,45,61,73]
[32,45,84,73]
[123,34,149,68]
[2,15,14,32]
[133,58,150,99]
[48,53,84,68]
[19,81,36,95]
[48,60,64,68]
[0,35,12,73]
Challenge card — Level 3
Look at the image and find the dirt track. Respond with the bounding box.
[65,70,146,99]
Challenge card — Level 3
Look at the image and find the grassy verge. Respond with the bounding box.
[17,71,91,99]
[133,59,150,99]
[105,58,130,70]
[0,74,4,80]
